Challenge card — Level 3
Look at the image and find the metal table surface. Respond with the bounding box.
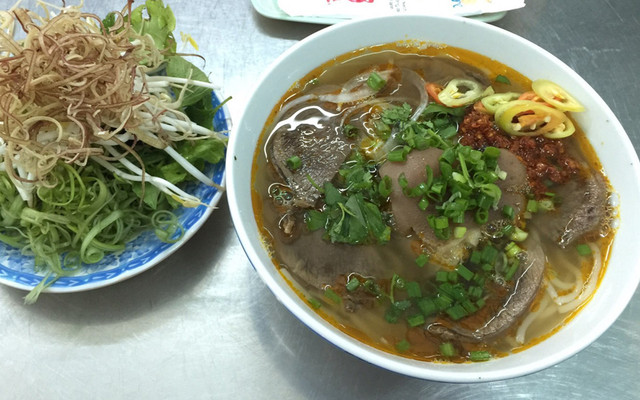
[1,0,639,398]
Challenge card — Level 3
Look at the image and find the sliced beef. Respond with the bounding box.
[276,230,398,289]
[532,171,609,247]
[379,148,528,266]
[268,104,352,208]
[428,239,546,342]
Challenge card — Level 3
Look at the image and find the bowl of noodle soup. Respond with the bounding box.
[227,15,640,381]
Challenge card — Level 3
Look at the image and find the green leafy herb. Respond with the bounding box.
[130,0,177,54]
[165,55,212,107]
[306,151,392,245]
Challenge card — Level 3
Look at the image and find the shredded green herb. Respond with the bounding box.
[305,151,392,245]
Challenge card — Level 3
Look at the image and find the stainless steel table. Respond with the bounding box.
[2,0,639,398]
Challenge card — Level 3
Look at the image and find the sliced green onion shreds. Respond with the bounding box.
[0,158,190,304]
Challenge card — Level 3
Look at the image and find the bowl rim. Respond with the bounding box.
[227,14,640,382]
[0,90,232,294]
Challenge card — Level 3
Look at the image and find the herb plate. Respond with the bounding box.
[0,91,230,293]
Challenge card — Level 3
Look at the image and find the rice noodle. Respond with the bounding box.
[515,294,551,344]
[558,243,602,313]
[551,262,584,305]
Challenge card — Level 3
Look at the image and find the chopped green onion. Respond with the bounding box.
[436,270,449,283]
[308,297,322,309]
[538,198,555,212]
[477,194,494,210]
[415,253,430,267]
[346,276,361,292]
[323,287,342,304]
[469,250,482,265]
[504,259,520,281]
[396,339,411,352]
[481,245,499,264]
[367,71,386,91]
[434,295,453,310]
[434,216,449,230]
[510,226,529,242]
[407,313,426,327]
[398,173,408,189]
[505,241,522,258]
[446,304,468,320]
[461,299,478,314]
[526,199,539,213]
[417,298,437,316]
[405,281,422,298]
[483,146,501,158]
[475,208,489,224]
[468,285,483,300]
[502,204,515,220]
[387,147,408,162]
[456,264,474,281]
[577,243,592,256]
[440,342,457,357]
[469,350,492,362]
[453,226,467,238]
[501,224,515,237]
[418,197,429,211]
[286,155,302,171]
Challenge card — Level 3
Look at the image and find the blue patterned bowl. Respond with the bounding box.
[0,91,230,292]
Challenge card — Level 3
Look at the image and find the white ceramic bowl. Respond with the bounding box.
[0,92,230,293]
[227,15,640,382]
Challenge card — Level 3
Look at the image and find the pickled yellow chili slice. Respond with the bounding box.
[437,79,484,107]
[531,79,585,112]
[543,116,576,139]
[494,100,566,136]
[480,92,520,114]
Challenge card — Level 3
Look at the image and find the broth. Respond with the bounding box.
[252,43,615,362]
